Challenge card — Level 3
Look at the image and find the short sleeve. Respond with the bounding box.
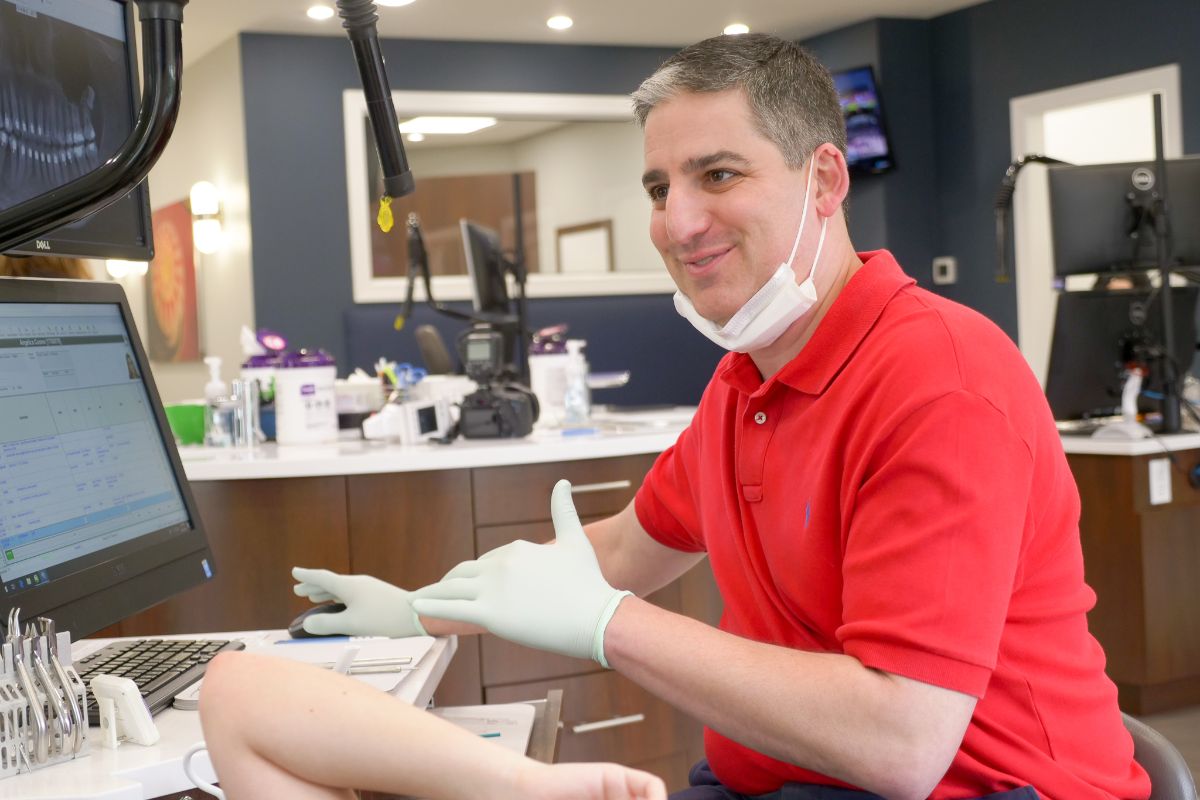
[635,423,708,553]
[838,390,1034,697]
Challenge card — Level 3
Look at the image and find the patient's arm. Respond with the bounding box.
[199,652,666,800]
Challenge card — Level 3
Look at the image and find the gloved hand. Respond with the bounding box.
[412,480,632,667]
[291,567,427,638]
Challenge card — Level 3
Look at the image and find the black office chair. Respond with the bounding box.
[415,324,455,374]
[1123,713,1198,800]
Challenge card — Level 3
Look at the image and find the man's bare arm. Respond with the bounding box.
[604,598,976,800]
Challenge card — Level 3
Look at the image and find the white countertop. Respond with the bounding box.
[1057,431,1200,456]
[6,632,456,799]
[180,408,693,482]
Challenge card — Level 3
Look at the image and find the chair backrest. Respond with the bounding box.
[415,324,455,374]
[1123,713,1199,800]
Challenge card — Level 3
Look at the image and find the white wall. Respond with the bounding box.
[513,121,659,275]
[120,37,254,404]
[404,121,660,276]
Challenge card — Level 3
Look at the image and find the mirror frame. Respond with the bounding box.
[344,89,674,304]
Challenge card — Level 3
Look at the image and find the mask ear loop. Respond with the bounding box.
[782,155,819,270]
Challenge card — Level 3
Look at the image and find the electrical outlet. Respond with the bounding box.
[932,256,957,285]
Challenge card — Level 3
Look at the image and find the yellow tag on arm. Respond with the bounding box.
[377,196,394,233]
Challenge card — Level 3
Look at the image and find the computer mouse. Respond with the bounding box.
[287,602,348,638]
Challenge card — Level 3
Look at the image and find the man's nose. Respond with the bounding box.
[664,186,711,245]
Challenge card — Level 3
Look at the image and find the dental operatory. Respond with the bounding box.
[3,0,1200,798]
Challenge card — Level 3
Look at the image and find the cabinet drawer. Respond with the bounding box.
[472,454,658,527]
[485,669,698,767]
[481,581,682,686]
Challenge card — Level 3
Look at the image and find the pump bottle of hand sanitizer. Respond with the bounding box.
[563,339,591,427]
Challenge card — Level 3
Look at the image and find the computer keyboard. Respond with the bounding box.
[75,638,246,725]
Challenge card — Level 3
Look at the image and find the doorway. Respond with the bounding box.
[1008,64,1182,387]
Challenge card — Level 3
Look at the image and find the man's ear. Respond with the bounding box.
[812,143,851,217]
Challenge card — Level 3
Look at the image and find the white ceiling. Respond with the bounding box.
[176,0,989,67]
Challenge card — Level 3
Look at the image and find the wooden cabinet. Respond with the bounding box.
[114,453,721,791]
[1069,448,1200,713]
[471,455,718,791]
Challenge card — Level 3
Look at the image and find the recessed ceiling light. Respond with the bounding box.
[724,23,750,35]
[398,116,497,135]
[546,15,573,31]
[306,5,334,21]
[377,0,417,6]
[406,132,426,143]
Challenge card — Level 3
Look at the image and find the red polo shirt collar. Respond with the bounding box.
[717,250,915,397]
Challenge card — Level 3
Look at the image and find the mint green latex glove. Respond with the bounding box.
[291,567,427,638]
[412,480,632,667]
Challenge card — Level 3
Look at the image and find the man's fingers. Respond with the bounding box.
[293,585,336,603]
[549,479,585,543]
[439,560,482,581]
[302,610,351,636]
[411,598,482,626]
[414,578,480,602]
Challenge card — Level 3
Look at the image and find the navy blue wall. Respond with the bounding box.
[241,0,1200,402]
[238,28,892,405]
[929,0,1200,336]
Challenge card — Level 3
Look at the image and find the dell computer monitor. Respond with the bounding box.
[1045,286,1199,422]
[1047,157,1200,278]
[833,65,895,175]
[0,278,216,638]
[0,0,154,260]
[459,218,512,319]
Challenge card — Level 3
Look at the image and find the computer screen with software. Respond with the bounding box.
[0,278,216,638]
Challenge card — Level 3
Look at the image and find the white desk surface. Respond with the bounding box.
[1057,431,1200,456]
[5,631,457,800]
[179,408,694,482]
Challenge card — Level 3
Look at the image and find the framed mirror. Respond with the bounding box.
[344,90,672,304]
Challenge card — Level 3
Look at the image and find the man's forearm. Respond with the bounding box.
[603,598,973,800]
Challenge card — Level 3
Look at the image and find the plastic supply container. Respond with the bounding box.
[529,325,570,427]
[274,350,338,445]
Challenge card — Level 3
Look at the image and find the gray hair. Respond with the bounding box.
[631,33,847,169]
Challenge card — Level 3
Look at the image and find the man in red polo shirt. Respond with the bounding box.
[302,33,1150,800]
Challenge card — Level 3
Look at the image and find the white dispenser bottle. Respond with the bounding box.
[562,339,591,427]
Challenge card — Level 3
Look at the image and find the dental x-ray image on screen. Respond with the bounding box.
[1,0,152,259]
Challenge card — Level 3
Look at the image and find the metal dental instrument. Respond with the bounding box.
[38,617,84,755]
[7,608,49,764]
[28,622,71,757]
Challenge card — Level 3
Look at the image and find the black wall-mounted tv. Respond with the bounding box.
[833,65,895,175]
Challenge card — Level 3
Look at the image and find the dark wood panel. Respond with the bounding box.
[486,669,698,769]
[348,470,480,706]
[1069,454,1148,683]
[119,477,351,636]
[1141,507,1200,682]
[472,454,657,527]
[1129,451,1200,512]
[1069,449,1200,714]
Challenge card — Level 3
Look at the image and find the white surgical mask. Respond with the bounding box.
[673,157,828,353]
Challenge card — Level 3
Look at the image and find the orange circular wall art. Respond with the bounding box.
[147,200,200,362]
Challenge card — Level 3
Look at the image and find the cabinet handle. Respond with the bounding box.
[569,480,632,495]
[571,713,646,734]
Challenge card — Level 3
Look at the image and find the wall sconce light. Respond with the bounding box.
[105,259,149,279]
[189,180,223,254]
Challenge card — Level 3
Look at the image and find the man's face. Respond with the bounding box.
[642,89,812,326]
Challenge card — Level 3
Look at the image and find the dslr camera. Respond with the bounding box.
[458,327,539,438]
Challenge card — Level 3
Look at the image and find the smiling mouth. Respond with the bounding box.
[682,247,732,272]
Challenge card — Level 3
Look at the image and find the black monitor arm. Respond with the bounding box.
[0,0,189,254]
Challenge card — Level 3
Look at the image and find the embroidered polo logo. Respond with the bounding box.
[805,500,811,529]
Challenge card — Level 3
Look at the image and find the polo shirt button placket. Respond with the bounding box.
[740,406,772,503]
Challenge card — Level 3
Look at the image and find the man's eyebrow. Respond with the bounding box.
[641,150,752,188]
